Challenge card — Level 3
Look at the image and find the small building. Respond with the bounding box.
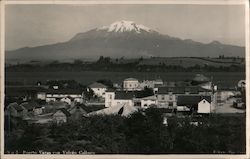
[89,82,107,98]
[105,89,116,107]
[140,95,157,109]
[45,88,83,103]
[114,91,134,108]
[105,90,135,107]
[52,108,71,124]
[177,95,212,113]
[198,98,212,114]
[123,78,140,91]
[157,86,212,109]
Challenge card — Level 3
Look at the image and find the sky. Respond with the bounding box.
[5,4,245,50]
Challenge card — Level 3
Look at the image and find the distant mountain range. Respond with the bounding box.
[6,20,245,61]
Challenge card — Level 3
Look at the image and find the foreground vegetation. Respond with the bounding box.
[5,108,246,154]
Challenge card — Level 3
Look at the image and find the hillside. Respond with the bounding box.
[6,20,245,62]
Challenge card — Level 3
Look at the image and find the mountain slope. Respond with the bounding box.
[6,20,245,61]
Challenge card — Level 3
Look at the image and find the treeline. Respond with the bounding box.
[5,60,245,72]
[5,108,245,154]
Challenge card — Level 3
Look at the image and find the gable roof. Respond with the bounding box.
[89,82,107,88]
[68,104,88,114]
[55,108,71,117]
[177,95,211,106]
[87,103,137,117]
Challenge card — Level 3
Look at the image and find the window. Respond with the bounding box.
[169,102,173,107]
[161,96,165,100]
[169,95,173,100]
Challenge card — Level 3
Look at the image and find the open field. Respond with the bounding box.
[138,57,244,67]
[5,71,245,87]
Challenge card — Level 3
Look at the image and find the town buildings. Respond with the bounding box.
[88,82,107,98]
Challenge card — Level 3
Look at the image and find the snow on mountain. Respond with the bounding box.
[97,20,153,33]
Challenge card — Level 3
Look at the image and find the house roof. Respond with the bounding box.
[46,88,82,94]
[158,86,211,94]
[177,95,211,106]
[115,91,135,100]
[124,78,138,82]
[68,105,88,114]
[141,95,157,100]
[87,103,137,117]
[89,82,107,88]
[114,90,151,100]
[56,108,71,117]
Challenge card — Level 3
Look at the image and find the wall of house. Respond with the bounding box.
[141,99,156,108]
[91,88,107,98]
[114,99,133,107]
[123,80,139,91]
[105,92,115,107]
[157,94,177,108]
[198,100,211,113]
[37,92,46,100]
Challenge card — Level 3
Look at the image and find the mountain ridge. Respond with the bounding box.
[6,20,245,61]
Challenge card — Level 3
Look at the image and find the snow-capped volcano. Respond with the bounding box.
[97,20,153,33]
[6,20,245,61]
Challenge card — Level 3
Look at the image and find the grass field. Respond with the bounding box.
[138,57,244,67]
[5,71,245,88]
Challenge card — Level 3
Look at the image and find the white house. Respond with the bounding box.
[105,89,116,107]
[139,80,155,89]
[198,98,213,114]
[140,95,157,108]
[123,78,140,91]
[89,82,107,98]
[105,90,134,108]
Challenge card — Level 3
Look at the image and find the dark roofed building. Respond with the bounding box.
[115,91,135,100]
[177,95,211,106]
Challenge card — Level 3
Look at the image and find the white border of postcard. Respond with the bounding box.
[0,0,249,159]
